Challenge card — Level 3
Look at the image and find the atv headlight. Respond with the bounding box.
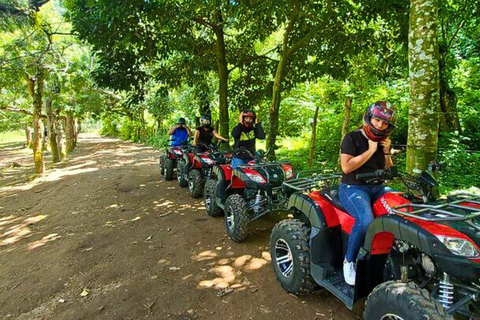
[281,164,294,180]
[245,172,267,184]
[201,157,214,165]
[436,235,480,258]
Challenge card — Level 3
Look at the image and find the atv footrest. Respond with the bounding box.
[311,264,354,309]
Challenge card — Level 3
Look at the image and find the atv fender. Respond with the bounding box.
[213,165,230,203]
[364,214,452,257]
[288,193,327,229]
[288,192,343,267]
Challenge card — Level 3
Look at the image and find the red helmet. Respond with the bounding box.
[242,110,256,128]
[363,101,396,141]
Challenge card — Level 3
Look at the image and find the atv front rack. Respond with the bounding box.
[238,161,291,181]
[282,173,342,191]
[391,193,480,224]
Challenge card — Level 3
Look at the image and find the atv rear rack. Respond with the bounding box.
[282,173,342,191]
[391,193,480,223]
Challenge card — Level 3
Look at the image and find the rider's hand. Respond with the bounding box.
[238,112,244,123]
[368,139,378,153]
[255,115,259,124]
[380,138,391,154]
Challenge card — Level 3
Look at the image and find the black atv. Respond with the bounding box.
[207,147,295,242]
[179,142,232,198]
[270,165,480,319]
[159,140,192,181]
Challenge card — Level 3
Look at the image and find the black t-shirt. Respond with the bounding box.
[231,123,266,159]
[196,126,214,152]
[340,130,385,185]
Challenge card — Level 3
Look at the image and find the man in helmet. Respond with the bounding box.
[230,110,265,169]
[193,115,228,153]
[168,117,192,146]
[338,101,395,286]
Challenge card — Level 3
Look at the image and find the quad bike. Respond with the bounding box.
[179,141,233,197]
[159,141,191,181]
[207,147,295,242]
[270,165,480,319]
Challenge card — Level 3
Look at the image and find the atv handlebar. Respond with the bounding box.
[355,167,399,181]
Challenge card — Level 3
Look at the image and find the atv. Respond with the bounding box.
[179,142,233,198]
[159,141,192,181]
[270,165,480,319]
[207,147,295,242]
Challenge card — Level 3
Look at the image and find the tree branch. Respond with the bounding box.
[191,17,218,32]
[0,105,47,119]
[286,23,325,58]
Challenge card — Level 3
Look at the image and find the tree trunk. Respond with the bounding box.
[309,104,320,169]
[57,118,66,160]
[338,97,352,168]
[41,121,48,151]
[214,11,230,142]
[406,0,441,173]
[77,118,82,136]
[45,97,60,162]
[267,53,288,160]
[26,69,45,174]
[65,113,76,153]
[25,125,32,148]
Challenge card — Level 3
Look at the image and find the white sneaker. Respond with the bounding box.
[343,260,356,286]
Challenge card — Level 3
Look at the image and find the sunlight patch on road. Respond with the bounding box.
[194,250,218,261]
[28,233,61,250]
[0,164,99,194]
[194,249,271,291]
[0,214,47,246]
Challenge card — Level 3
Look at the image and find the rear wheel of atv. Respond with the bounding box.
[164,158,174,181]
[224,194,250,242]
[177,159,188,187]
[159,155,165,177]
[270,219,317,294]
[204,179,222,217]
[188,169,204,198]
[364,281,452,320]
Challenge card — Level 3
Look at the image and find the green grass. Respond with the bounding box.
[0,130,24,143]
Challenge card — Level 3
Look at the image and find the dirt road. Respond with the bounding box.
[0,134,363,319]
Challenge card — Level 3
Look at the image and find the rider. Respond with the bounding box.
[168,117,192,146]
[339,101,395,286]
[193,115,228,153]
[231,110,265,169]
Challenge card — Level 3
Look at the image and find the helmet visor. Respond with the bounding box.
[370,105,394,124]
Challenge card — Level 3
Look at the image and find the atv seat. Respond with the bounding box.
[320,189,347,212]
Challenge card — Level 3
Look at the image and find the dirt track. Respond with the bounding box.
[0,133,363,319]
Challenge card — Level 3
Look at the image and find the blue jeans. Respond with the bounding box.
[339,183,392,262]
[231,157,251,169]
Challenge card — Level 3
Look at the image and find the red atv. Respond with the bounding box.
[159,141,192,181]
[178,142,232,198]
[206,148,295,242]
[270,166,480,319]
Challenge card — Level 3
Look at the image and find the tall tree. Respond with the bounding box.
[406,0,441,172]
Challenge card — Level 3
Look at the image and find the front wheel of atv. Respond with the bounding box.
[204,179,222,217]
[164,158,174,181]
[224,194,250,242]
[364,281,452,320]
[177,159,188,187]
[188,169,204,198]
[270,219,317,294]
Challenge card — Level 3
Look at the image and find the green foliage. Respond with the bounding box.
[100,114,120,137]
[145,133,169,150]
[438,132,480,192]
